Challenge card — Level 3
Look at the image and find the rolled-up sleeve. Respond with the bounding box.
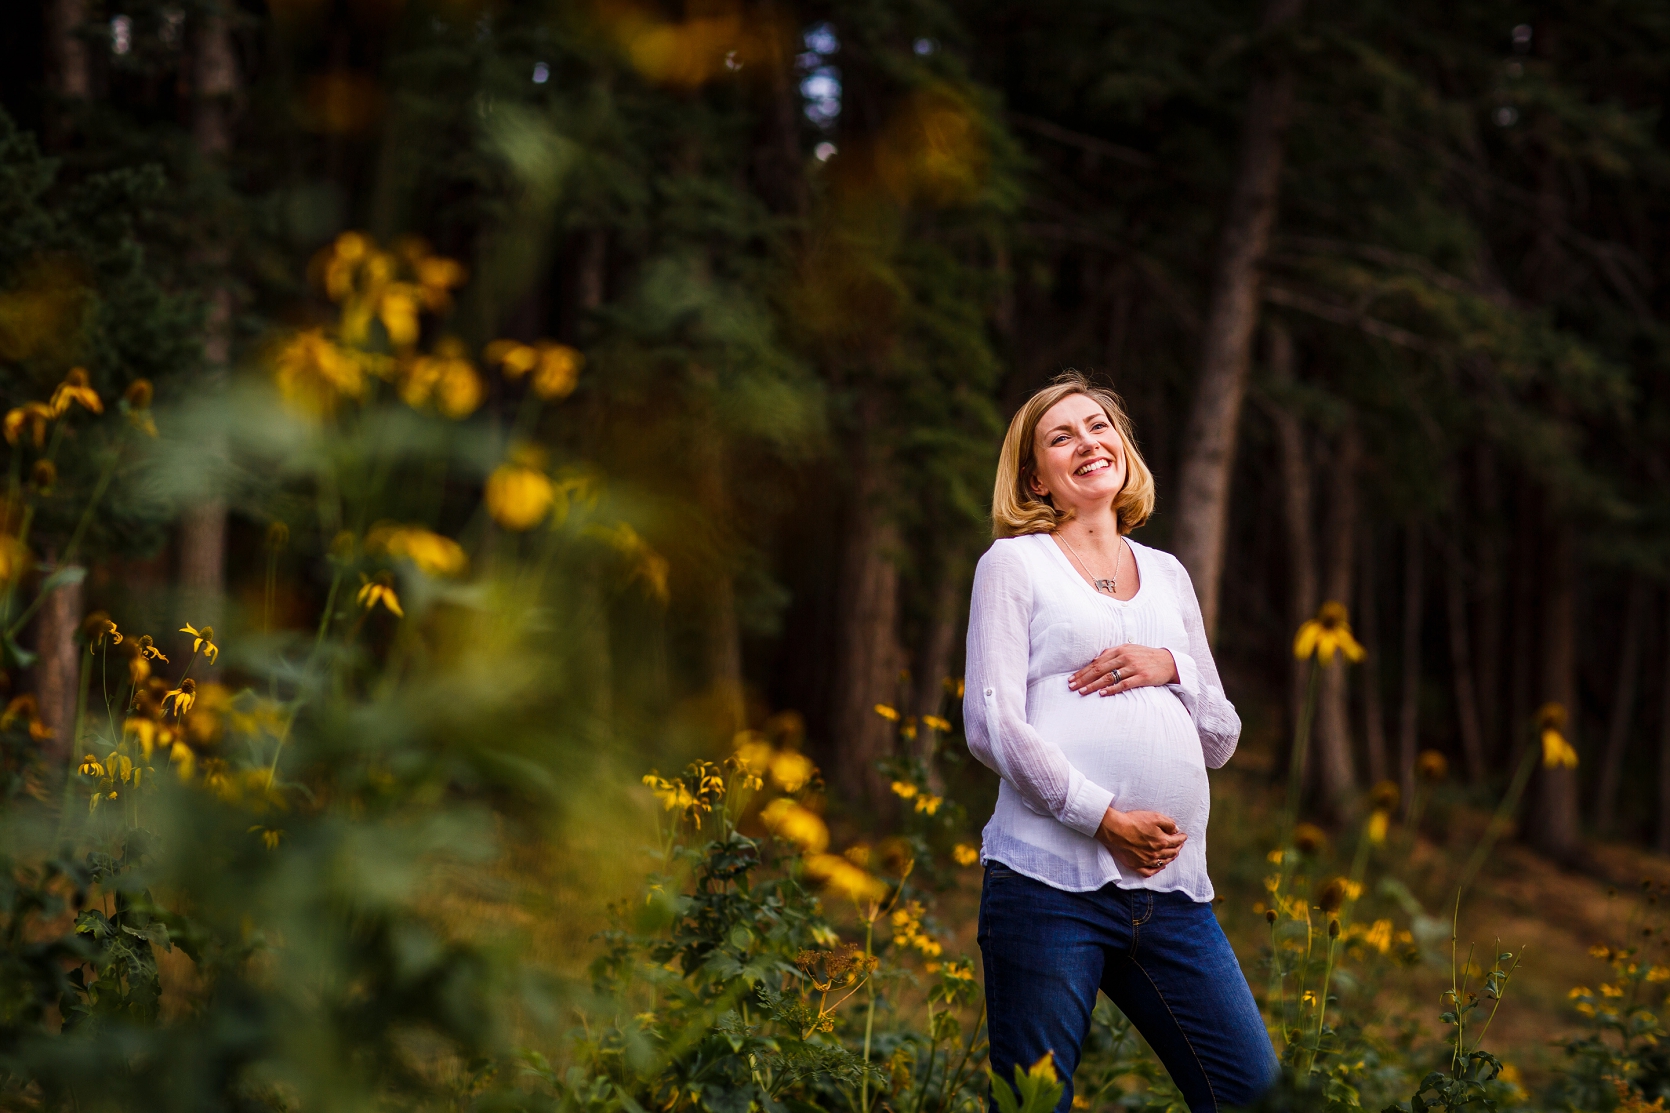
[963,544,1115,837]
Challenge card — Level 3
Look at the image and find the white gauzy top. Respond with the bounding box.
[963,533,1241,901]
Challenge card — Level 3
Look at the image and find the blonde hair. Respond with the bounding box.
[991,372,1155,538]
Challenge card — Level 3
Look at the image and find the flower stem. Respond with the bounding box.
[1283,662,1324,840]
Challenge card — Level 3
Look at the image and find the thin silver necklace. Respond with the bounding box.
[1058,532,1124,596]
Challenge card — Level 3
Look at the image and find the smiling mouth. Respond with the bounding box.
[1074,459,1111,477]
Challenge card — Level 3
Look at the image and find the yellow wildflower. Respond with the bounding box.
[48,368,101,417]
[1,695,50,741]
[1649,966,1670,983]
[364,523,468,577]
[162,678,197,719]
[733,733,774,774]
[249,825,284,850]
[1602,984,1624,998]
[804,853,889,904]
[4,402,52,447]
[1361,919,1393,954]
[357,572,403,617]
[914,793,943,816]
[124,379,156,436]
[486,463,555,530]
[78,754,104,777]
[1294,822,1327,853]
[890,780,918,800]
[135,634,167,662]
[953,843,980,867]
[1416,750,1449,782]
[1266,848,1285,864]
[84,612,121,650]
[1542,727,1578,769]
[1570,986,1593,999]
[760,797,830,854]
[416,256,467,308]
[275,329,367,415]
[770,750,815,792]
[585,522,669,601]
[180,622,219,664]
[1367,810,1389,845]
[922,715,952,732]
[377,284,423,348]
[170,739,195,779]
[1292,601,1366,664]
[874,703,900,721]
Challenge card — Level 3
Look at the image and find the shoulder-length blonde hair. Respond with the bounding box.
[991,372,1156,538]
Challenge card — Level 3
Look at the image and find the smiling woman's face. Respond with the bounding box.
[1028,393,1128,515]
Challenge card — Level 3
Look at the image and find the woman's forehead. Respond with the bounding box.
[1036,393,1112,435]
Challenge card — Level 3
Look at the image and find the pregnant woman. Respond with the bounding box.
[965,374,1277,1113]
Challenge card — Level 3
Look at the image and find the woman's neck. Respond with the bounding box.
[1056,503,1122,555]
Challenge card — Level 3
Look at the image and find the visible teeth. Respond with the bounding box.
[1075,460,1109,476]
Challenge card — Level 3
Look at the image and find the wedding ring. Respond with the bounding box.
[1112,668,1122,682]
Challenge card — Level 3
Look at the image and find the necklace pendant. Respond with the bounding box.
[1094,578,1117,594]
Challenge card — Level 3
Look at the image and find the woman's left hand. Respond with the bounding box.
[1068,644,1178,697]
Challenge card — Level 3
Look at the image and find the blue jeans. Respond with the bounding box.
[978,862,1278,1113]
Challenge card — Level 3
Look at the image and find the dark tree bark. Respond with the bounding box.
[1314,426,1360,816]
[830,442,903,811]
[1594,575,1647,834]
[179,2,241,639]
[1445,559,1486,784]
[34,568,82,768]
[1398,523,1423,816]
[1264,324,1317,770]
[1530,521,1580,860]
[1171,0,1305,636]
[44,0,89,146]
[1474,448,1505,760]
[1657,589,1670,854]
[1359,529,1388,786]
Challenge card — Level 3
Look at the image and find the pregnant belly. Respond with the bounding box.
[1030,683,1210,835]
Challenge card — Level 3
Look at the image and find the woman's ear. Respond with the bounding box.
[1026,471,1050,500]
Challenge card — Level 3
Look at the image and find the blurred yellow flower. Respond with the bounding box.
[586,522,669,601]
[357,572,403,617]
[914,794,943,816]
[4,402,52,447]
[170,739,195,779]
[1601,984,1624,998]
[1367,810,1389,845]
[397,342,482,418]
[486,463,555,530]
[1,695,50,741]
[78,754,104,777]
[874,703,900,721]
[805,852,889,904]
[733,733,774,774]
[922,715,952,732]
[365,523,467,577]
[488,339,585,399]
[1569,986,1592,999]
[1293,601,1365,664]
[180,622,219,664]
[1542,727,1578,769]
[377,285,422,348]
[1416,749,1448,782]
[249,825,284,850]
[760,797,829,854]
[770,750,815,792]
[275,329,366,415]
[49,368,101,416]
[30,459,55,491]
[953,843,980,867]
[890,780,918,800]
[416,256,467,308]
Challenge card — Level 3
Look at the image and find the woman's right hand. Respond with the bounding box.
[1095,808,1187,877]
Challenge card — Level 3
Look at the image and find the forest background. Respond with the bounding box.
[6,0,1670,1109]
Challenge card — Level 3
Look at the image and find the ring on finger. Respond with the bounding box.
[1111,668,1122,682]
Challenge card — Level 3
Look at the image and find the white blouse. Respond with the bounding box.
[963,533,1240,901]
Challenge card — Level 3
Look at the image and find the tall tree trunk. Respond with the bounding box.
[45,0,90,146]
[1170,0,1305,637]
[1313,426,1359,816]
[180,3,241,641]
[1398,523,1423,816]
[1359,529,1388,786]
[912,560,962,791]
[693,410,744,732]
[1657,589,1670,854]
[33,566,82,769]
[1531,520,1580,861]
[1509,489,1537,770]
[1474,448,1505,761]
[1445,559,1486,784]
[1594,575,1647,835]
[831,446,902,811]
[1265,324,1317,760]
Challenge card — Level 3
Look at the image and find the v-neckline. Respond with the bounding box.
[1040,532,1146,607]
